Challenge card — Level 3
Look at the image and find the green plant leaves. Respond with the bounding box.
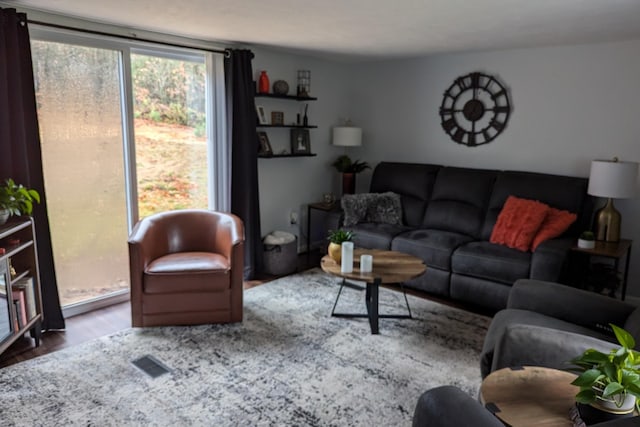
[0,179,40,217]
[572,369,603,387]
[331,155,370,173]
[327,229,354,244]
[570,324,640,407]
[603,382,625,398]
[575,389,596,404]
[613,324,636,349]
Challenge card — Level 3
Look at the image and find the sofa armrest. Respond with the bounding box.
[530,237,574,281]
[508,279,635,331]
[490,324,615,374]
[413,385,502,427]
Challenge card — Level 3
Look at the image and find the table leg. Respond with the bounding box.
[306,204,312,262]
[332,277,407,335]
[370,279,380,334]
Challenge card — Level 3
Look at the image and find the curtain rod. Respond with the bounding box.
[27,19,231,57]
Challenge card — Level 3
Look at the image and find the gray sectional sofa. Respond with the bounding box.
[345,162,593,312]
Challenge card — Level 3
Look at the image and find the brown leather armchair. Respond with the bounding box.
[128,209,244,327]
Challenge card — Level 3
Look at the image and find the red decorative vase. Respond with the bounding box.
[342,173,356,195]
[258,71,270,94]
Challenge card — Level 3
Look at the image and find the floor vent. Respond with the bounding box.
[131,355,171,378]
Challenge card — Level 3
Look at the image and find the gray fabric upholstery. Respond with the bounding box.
[413,385,503,427]
[450,274,511,312]
[490,324,615,374]
[529,237,575,281]
[349,162,591,313]
[451,241,531,285]
[480,308,615,378]
[404,267,451,297]
[481,279,638,379]
[347,222,411,249]
[422,167,497,238]
[370,162,441,227]
[507,279,635,330]
[392,229,473,270]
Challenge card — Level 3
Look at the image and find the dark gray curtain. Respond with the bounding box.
[0,8,65,330]
[224,49,263,279]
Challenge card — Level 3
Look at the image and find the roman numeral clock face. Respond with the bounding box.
[439,72,511,146]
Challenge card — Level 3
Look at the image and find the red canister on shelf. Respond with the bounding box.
[258,71,270,94]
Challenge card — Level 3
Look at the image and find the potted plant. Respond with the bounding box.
[569,324,640,421]
[331,155,370,195]
[327,229,354,263]
[578,231,596,249]
[0,179,41,225]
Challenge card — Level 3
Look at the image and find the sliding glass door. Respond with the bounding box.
[31,39,130,308]
[30,29,220,315]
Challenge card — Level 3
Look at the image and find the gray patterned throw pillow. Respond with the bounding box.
[341,192,403,226]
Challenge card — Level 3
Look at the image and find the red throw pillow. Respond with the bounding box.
[530,207,577,251]
[490,196,550,252]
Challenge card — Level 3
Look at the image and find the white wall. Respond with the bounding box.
[346,39,640,297]
[252,48,352,249]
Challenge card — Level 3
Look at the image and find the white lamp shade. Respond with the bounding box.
[332,126,362,147]
[588,159,639,199]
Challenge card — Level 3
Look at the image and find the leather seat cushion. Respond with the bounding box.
[452,241,531,284]
[144,252,230,293]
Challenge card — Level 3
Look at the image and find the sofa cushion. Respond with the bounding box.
[422,167,497,238]
[531,207,577,251]
[341,192,402,226]
[347,222,411,250]
[370,162,441,227]
[391,229,474,270]
[490,196,550,252]
[481,171,590,240]
[452,241,531,285]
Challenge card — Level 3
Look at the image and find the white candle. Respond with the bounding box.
[360,254,373,273]
[341,242,354,273]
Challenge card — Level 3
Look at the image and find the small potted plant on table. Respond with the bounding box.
[569,324,640,423]
[0,179,40,225]
[327,229,354,264]
[578,231,596,249]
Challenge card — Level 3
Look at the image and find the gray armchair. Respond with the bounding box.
[480,278,640,379]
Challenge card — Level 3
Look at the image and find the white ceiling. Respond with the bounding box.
[11,0,640,61]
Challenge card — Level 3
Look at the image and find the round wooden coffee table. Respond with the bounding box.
[321,248,426,334]
[480,366,578,426]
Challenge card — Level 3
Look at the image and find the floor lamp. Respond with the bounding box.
[332,125,362,195]
[587,158,638,242]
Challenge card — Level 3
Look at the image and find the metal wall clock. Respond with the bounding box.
[439,72,511,147]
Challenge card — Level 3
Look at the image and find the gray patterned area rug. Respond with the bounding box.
[0,268,490,426]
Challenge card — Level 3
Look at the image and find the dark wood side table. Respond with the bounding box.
[569,239,632,300]
[306,202,342,255]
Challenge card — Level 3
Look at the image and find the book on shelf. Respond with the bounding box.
[12,276,36,321]
[11,288,27,329]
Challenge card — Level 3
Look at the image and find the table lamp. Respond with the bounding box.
[332,126,362,148]
[587,158,638,242]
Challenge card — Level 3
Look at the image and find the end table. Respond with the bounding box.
[306,201,342,255]
[569,239,632,300]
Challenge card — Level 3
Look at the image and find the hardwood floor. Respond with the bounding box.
[0,250,322,369]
